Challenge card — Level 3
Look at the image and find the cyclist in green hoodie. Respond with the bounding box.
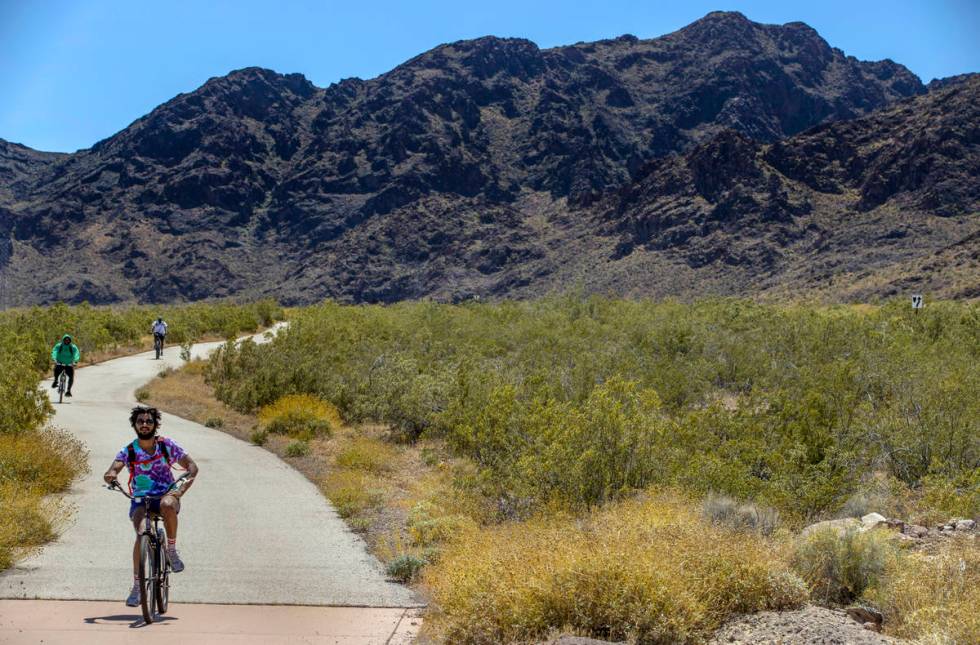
[51,334,80,397]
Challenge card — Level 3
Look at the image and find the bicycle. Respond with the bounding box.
[106,474,189,623]
[153,333,165,360]
[55,363,70,404]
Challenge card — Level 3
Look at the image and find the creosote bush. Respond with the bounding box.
[423,491,807,644]
[206,298,979,523]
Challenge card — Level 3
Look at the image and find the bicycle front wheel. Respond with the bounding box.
[138,533,155,623]
[155,527,169,614]
[57,375,65,404]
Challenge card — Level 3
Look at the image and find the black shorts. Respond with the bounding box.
[129,496,180,521]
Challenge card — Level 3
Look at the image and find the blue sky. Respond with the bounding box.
[1,0,977,153]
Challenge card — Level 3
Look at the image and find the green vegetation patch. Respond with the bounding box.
[206,297,979,523]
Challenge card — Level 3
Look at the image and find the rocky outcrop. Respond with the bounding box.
[708,605,900,644]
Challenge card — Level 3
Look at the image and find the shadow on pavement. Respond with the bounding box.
[84,613,178,628]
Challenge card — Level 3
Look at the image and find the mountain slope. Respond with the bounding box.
[3,11,973,306]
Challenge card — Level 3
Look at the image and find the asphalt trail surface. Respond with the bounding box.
[0,329,421,608]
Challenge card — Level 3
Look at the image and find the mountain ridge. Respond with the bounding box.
[2,11,976,306]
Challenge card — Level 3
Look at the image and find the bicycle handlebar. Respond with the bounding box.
[106,472,192,500]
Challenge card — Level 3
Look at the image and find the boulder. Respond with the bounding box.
[800,518,862,539]
[860,513,888,529]
[953,519,976,531]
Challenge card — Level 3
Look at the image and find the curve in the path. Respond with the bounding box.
[0,329,422,607]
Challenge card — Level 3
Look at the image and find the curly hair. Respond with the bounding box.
[129,406,161,429]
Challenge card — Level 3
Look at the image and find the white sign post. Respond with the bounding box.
[911,294,923,312]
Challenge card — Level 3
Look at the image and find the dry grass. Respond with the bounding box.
[259,394,343,430]
[0,427,88,569]
[422,491,808,645]
[869,536,980,645]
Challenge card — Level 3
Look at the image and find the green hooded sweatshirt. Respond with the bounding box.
[51,335,80,365]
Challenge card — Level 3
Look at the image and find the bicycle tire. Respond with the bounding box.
[138,533,155,623]
[155,527,169,614]
[57,373,65,405]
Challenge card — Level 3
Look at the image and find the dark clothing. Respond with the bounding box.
[53,364,75,391]
[129,496,180,520]
[154,332,165,350]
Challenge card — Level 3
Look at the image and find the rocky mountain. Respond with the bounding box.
[2,11,975,305]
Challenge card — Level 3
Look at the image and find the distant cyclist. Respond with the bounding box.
[102,406,198,607]
[50,334,80,397]
[151,317,168,355]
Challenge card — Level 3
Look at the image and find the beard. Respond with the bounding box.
[136,428,156,440]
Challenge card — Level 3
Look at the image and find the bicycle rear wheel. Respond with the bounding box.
[138,533,156,623]
[57,374,65,404]
[155,527,169,614]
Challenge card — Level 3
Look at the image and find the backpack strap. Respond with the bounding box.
[157,437,171,466]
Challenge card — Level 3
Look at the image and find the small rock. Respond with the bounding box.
[847,606,883,627]
[884,519,905,532]
[905,524,929,539]
[954,519,976,531]
[861,513,887,529]
[863,622,881,632]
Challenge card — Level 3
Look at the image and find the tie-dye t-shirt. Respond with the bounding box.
[115,437,185,497]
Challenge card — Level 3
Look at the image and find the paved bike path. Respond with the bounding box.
[0,329,422,608]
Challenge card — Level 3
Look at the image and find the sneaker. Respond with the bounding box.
[126,584,141,607]
[65,391,73,397]
[167,548,184,573]
[51,381,58,389]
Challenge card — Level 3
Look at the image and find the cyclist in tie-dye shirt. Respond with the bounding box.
[103,406,199,607]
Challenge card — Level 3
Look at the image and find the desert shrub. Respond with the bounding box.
[258,394,339,438]
[867,537,979,644]
[249,428,268,446]
[135,388,150,402]
[335,438,396,473]
[322,471,383,518]
[702,493,780,536]
[407,501,475,547]
[284,440,310,458]
[424,491,807,644]
[204,417,224,428]
[203,298,979,520]
[386,554,427,582]
[792,527,897,606]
